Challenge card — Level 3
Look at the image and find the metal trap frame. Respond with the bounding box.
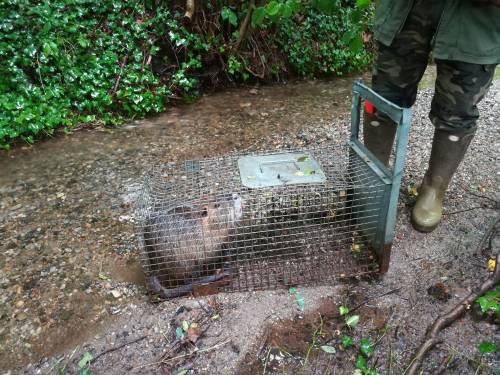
[135,81,412,299]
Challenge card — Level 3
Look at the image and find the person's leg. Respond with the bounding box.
[366,0,445,166]
[411,60,497,232]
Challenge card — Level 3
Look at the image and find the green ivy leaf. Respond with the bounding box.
[349,36,364,53]
[311,0,339,15]
[355,354,367,370]
[360,338,374,357]
[251,7,266,27]
[266,1,281,16]
[221,7,238,27]
[475,288,500,314]
[341,335,353,348]
[478,342,498,354]
[339,306,349,316]
[356,0,371,9]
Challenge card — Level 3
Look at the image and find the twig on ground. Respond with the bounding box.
[162,338,231,364]
[443,205,495,216]
[350,288,401,314]
[405,215,500,375]
[433,353,453,375]
[464,188,499,205]
[90,335,147,365]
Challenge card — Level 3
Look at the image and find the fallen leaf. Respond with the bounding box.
[345,315,359,329]
[98,273,110,281]
[186,326,200,343]
[351,243,361,253]
[407,184,419,197]
[182,320,189,332]
[78,352,93,369]
[320,345,336,354]
[487,258,496,272]
[427,282,451,301]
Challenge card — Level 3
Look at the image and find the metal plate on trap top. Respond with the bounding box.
[238,152,327,188]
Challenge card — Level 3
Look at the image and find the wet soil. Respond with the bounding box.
[1,70,499,374]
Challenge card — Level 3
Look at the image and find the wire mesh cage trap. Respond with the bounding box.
[135,81,412,299]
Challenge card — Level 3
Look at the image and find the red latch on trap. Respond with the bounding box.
[364,100,375,114]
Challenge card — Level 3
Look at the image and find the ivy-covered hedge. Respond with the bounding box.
[0,0,373,149]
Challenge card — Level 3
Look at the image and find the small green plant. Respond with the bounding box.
[478,342,498,354]
[354,338,378,375]
[76,352,93,375]
[475,286,500,315]
[341,335,354,348]
[339,305,349,316]
[289,287,305,311]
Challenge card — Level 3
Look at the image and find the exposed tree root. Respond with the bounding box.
[406,215,500,375]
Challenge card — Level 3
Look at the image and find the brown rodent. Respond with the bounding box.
[142,193,243,297]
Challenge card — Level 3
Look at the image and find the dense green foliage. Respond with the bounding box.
[0,0,373,149]
[277,4,372,76]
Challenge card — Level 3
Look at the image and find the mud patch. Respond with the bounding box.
[237,291,391,375]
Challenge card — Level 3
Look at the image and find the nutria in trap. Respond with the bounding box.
[135,81,412,299]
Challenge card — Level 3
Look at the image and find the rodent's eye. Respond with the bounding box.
[201,208,208,217]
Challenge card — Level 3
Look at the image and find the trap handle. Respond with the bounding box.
[349,80,412,273]
[350,80,412,177]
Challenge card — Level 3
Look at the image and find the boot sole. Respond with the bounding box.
[410,216,439,233]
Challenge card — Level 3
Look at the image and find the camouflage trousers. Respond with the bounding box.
[372,0,497,135]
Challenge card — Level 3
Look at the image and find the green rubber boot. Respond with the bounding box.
[411,129,473,232]
[363,111,397,167]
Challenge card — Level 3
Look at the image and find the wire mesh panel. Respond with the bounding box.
[135,143,387,299]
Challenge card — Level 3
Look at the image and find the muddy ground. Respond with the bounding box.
[0,71,499,375]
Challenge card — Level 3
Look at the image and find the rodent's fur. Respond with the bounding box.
[143,194,243,292]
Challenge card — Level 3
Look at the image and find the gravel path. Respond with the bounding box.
[1,75,498,375]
